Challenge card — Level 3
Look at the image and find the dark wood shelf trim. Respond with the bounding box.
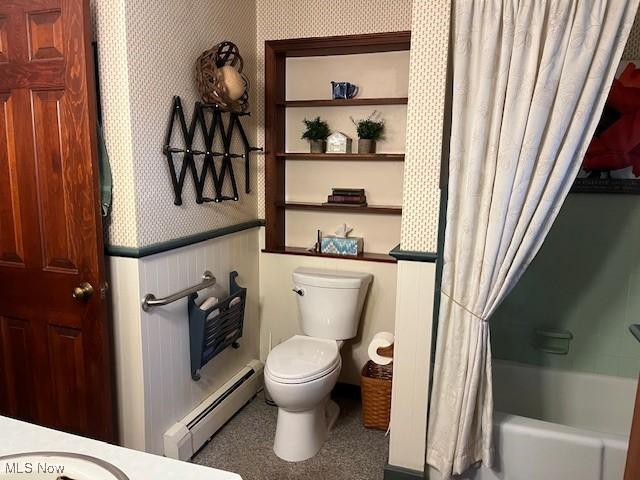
[265,31,411,57]
[275,152,405,161]
[278,98,408,107]
[262,246,397,264]
[277,201,402,215]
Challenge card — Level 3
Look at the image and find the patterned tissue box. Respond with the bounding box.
[321,236,363,256]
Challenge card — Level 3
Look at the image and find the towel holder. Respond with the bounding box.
[188,271,247,381]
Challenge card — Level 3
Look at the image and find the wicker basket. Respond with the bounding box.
[361,344,393,430]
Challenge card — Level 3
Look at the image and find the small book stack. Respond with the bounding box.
[324,188,367,207]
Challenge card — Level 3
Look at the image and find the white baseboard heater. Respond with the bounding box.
[163,359,264,460]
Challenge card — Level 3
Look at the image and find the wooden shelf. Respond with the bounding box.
[262,246,397,264]
[277,201,402,215]
[276,152,404,161]
[264,32,411,253]
[278,98,408,108]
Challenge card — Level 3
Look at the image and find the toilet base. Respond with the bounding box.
[273,397,340,462]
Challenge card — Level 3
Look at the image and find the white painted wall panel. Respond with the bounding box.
[138,229,261,455]
[389,260,436,472]
[109,228,261,455]
[107,256,146,451]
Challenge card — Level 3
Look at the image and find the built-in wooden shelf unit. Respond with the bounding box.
[276,153,405,161]
[261,246,397,264]
[277,201,402,215]
[264,31,411,261]
[279,97,408,108]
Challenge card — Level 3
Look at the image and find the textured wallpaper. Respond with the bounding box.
[95,0,448,251]
[255,0,413,212]
[399,0,450,253]
[91,0,139,247]
[256,0,447,253]
[623,8,640,59]
[93,0,258,248]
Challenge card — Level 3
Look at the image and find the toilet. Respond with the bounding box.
[264,267,373,462]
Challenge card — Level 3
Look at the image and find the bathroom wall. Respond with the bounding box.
[259,250,398,385]
[491,195,640,378]
[254,1,412,378]
[491,17,640,380]
[254,0,413,220]
[283,51,408,255]
[92,0,259,249]
[109,228,261,454]
[92,0,263,454]
[255,1,450,475]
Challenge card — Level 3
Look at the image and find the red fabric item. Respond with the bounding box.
[584,109,640,175]
[583,63,640,176]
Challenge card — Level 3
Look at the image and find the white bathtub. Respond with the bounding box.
[431,360,637,480]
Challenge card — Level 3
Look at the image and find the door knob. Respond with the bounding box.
[72,282,94,301]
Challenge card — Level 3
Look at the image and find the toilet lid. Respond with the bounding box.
[266,335,341,384]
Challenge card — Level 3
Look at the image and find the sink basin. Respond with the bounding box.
[0,452,129,479]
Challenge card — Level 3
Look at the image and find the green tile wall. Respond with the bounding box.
[491,194,640,378]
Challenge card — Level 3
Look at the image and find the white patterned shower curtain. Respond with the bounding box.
[426,1,639,478]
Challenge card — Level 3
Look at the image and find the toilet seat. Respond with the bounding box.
[266,335,341,384]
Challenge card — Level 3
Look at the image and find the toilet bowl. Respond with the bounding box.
[265,336,342,461]
[264,267,373,462]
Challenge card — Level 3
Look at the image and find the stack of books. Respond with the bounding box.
[324,188,367,207]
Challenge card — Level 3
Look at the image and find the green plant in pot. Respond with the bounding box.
[351,111,385,154]
[302,117,330,153]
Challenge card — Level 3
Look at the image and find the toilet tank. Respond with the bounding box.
[292,267,373,340]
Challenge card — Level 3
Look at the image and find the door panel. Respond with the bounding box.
[28,10,64,61]
[32,88,79,273]
[48,325,87,433]
[0,317,37,422]
[0,0,115,442]
[0,92,24,266]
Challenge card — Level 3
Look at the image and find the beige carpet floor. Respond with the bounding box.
[192,390,389,480]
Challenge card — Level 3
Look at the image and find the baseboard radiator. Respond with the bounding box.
[164,359,264,460]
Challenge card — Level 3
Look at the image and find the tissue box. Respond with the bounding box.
[321,236,363,256]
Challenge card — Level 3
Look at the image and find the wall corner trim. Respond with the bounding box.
[384,464,424,480]
[105,219,266,258]
[389,244,437,263]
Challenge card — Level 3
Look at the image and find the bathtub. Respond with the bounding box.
[431,360,637,480]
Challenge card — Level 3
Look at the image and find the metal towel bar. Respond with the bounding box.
[142,270,216,311]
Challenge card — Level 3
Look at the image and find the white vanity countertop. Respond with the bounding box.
[0,416,241,480]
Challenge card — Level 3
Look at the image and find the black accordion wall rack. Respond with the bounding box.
[163,96,263,205]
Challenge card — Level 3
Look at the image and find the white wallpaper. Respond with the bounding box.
[91,0,139,247]
[93,0,258,248]
[255,0,413,217]
[256,0,447,253]
[399,0,450,253]
[96,0,448,252]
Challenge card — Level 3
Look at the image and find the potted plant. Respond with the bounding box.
[351,111,385,154]
[301,117,331,153]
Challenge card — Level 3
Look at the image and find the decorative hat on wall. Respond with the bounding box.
[195,41,249,112]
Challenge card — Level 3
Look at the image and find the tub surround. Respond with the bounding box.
[624,325,640,480]
[631,324,640,343]
[0,416,240,480]
[429,360,637,480]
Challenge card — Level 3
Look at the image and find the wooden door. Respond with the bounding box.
[0,0,115,442]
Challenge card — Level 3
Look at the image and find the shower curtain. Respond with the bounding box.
[427,1,639,478]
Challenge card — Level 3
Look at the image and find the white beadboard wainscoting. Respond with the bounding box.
[389,260,437,472]
[108,227,262,455]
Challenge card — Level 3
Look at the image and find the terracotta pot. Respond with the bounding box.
[309,140,326,153]
[358,138,376,154]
